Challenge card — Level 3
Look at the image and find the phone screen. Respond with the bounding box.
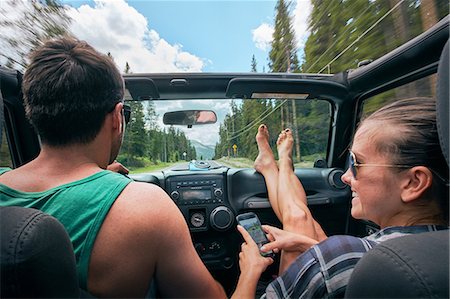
[236,213,274,257]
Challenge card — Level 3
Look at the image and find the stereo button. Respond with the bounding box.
[170,191,180,200]
[214,188,223,198]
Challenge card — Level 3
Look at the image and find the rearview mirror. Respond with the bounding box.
[163,110,217,127]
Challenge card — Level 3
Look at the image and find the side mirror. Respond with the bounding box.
[163,110,217,128]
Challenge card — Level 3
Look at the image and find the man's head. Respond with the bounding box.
[22,36,124,146]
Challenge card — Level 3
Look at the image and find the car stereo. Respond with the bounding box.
[166,174,234,232]
[168,177,223,205]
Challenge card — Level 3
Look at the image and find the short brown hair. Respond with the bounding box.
[22,36,124,146]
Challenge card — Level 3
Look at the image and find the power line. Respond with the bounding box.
[227,100,287,141]
[227,99,283,137]
[318,0,406,74]
[305,4,373,73]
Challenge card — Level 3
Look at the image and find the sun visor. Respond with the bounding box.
[225,77,347,99]
[124,77,159,100]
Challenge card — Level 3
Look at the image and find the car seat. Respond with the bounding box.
[0,206,82,298]
[344,40,449,298]
[0,76,90,298]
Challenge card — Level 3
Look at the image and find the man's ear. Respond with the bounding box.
[112,102,123,131]
[400,166,433,203]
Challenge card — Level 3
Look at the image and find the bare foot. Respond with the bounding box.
[277,129,294,168]
[254,124,277,174]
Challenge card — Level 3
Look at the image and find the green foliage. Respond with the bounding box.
[303,0,448,74]
[120,101,197,168]
[0,0,71,69]
[251,55,258,72]
[0,128,13,168]
[214,99,330,163]
[269,0,299,73]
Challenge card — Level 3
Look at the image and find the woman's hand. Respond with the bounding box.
[237,225,274,275]
[261,225,320,254]
[231,225,273,299]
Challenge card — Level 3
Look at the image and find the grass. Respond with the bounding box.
[125,155,319,174]
[216,157,254,168]
[130,162,175,173]
[217,156,315,168]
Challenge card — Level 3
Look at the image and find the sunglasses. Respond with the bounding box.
[123,104,131,124]
[109,101,131,125]
[347,150,412,179]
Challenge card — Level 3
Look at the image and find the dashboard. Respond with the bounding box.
[130,162,350,276]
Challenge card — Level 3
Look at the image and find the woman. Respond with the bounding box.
[232,97,449,298]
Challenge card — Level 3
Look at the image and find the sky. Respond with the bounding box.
[60,0,312,73]
[0,0,312,146]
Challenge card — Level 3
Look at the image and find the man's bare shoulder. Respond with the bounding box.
[109,181,184,231]
[88,181,188,297]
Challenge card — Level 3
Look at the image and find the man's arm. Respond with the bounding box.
[153,193,226,298]
[88,182,226,298]
[106,161,129,174]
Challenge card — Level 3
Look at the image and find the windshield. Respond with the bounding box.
[118,97,330,173]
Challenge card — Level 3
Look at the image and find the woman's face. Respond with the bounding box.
[341,122,405,227]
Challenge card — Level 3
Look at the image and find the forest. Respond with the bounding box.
[118,100,197,168]
[1,0,448,170]
[119,1,448,169]
[213,0,448,164]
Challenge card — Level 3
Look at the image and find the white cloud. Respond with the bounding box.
[67,0,204,73]
[152,99,233,146]
[292,0,312,50]
[251,0,311,54]
[0,1,68,69]
[252,23,274,51]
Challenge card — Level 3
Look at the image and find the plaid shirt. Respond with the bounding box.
[263,225,447,298]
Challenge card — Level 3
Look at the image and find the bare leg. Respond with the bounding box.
[254,126,326,272]
[254,124,282,220]
[254,125,326,240]
[277,129,326,272]
[277,129,314,232]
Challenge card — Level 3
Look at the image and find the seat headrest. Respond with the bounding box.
[436,40,449,167]
[0,206,80,298]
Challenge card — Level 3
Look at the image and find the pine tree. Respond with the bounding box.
[268,0,301,162]
[0,0,71,69]
[269,0,299,73]
[124,62,131,74]
[251,55,258,72]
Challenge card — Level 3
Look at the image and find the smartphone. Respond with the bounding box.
[236,212,275,258]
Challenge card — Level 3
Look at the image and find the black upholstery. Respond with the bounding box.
[2,71,83,297]
[0,206,81,298]
[345,230,449,298]
[345,40,450,298]
[0,66,41,167]
[1,84,4,143]
[436,40,449,166]
[0,68,94,298]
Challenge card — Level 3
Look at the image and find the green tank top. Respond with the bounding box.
[0,168,132,289]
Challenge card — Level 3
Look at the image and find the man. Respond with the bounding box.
[0,37,225,298]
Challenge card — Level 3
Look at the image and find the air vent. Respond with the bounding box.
[328,169,347,189]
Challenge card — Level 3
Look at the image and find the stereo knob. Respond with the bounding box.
[210,206,234,231]
[214,188,223,198]
[170,191,180,200]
